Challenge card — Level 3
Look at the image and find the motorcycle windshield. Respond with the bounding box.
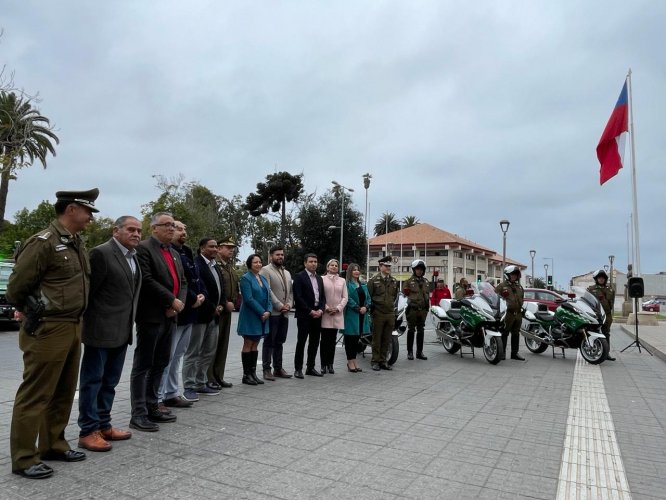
[571,286,602,315]
[474,282,500,310]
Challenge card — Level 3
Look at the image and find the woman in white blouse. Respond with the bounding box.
[319,259,348,374]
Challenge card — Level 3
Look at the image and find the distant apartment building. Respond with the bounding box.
[368,223,527,286]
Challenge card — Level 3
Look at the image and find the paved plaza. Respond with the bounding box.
[0,316,664,499]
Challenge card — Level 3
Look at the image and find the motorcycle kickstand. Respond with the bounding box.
[551,346,565,359]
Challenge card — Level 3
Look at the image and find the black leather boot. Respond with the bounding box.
[242,352,257,385]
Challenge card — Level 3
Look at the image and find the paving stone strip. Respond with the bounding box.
[557,351,632,499]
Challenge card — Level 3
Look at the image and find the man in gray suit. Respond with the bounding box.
[77,216,142,452]
[130,212,187,432]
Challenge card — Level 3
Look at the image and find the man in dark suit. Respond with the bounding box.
[186,237,227,394]
[77,216,142,452]
[293,253,326,378]
[129,212,187,432]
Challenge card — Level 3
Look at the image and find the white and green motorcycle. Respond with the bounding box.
[521,287,609,364]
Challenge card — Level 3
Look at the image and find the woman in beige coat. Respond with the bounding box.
[319,259,348,374]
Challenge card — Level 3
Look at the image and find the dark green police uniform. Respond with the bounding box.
[404,274,430,358]
[368,264,399,367]
[208,237,240,386]
[7,189,98,474]
[495,279,524,359]
[587,284,614,337]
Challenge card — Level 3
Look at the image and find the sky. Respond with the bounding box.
[1,0,664,288]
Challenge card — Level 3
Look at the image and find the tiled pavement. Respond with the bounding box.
[0,318,664,499]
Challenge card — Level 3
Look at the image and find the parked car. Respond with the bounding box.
[644,302,660,312]
[0,262,18,324]
[523,288,567,312]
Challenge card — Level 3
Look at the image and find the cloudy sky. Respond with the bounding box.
[2,0,664,286]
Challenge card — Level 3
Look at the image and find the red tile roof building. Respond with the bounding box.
[368,223,527,286]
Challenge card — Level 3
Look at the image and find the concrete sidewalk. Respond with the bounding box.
[619,322,666,362]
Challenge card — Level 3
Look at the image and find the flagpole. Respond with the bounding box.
[627,68,641,277]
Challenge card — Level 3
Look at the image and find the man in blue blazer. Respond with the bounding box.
[293,253,326,378]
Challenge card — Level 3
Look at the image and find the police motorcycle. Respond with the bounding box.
[520,286,609,364]
[351,293,407,366]
[430,282,504,364]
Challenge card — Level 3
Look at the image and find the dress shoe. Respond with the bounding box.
[347,364,356,373]
[196,385,221,395]
[129,417,159,432]
[13,463,53,479]
[320,366,328,374]
[416,352,428,360]
[263,370,276,381]
[511,353,526,361]
[157,403,172,415]
[355,367,363,372]
[242,374,258,385]
[78,431,112,452]
[379,363,393,371]
[371,363,381,371]
[41,450,87,462]
[207,381,223,391]
[147,410,177,423]
[294,370,304,379]
[328,365,335,374]
[274,368,292,378]
[607,354,616,361]
[407,352,414,360]
[305,368,323,377]
[163,396,193,408]
[100,427,132,441]
[182,388,200,402]
[219,380,233,388]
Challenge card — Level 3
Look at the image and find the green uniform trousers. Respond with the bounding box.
[371,313,394,364]
[208,310,231,384]
[602,315,613,338]
[406,308,428,354]
[502,311,522,356]
[11,321,81,470]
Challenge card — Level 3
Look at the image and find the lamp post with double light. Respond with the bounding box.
[332,181,354,269]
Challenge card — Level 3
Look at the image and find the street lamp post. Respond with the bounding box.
[363,173,372,277]
[265,239,276,265]
[499,220,510,269]
[609,254,615,288]
[544,263,549,288]
[529,249,536,286]
[332,181,354,269]
[543,257,554,290]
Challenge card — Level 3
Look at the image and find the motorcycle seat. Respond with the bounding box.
[535,311,554,322]
[447,309,462,320]
[451,300,463,308]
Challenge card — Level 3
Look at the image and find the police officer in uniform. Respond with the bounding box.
[368,256,399,371]
[404,259,429,360]
[588,269,615,361]
[454,278,470,300]
[495,265,525,361]
[7,188,99,479]
[207,236,239,388]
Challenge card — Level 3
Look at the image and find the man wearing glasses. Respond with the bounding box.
[129,213,187,432]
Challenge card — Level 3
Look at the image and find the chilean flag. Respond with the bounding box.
[596,82,629,185]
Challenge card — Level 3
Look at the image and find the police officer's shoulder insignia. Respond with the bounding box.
[55,244,67,252]
[37,231,51,240]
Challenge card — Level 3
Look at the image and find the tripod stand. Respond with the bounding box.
[621,296,653,355]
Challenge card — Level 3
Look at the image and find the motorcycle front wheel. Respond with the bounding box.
[483,334,502,365]
[441,335,460,354]
[579,336,609,364]
[524,336,549,354]
[387,336,399,366]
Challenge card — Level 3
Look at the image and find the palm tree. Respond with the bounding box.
[0,92,59,226]
[374,211,400,235]
[244,171,304,245]
[402,215,420,228]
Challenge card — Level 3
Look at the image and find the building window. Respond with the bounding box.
[370,251,380,258]
[403,250,414,257]
[432,250,448,256]
[453,251,463,258]
[441,259,448,266]
[478,256,485,261]
[453,267,463,274]
[466,269,475,275]
[466,254,475,261]
[402,266,411,272]
[370,266,378,272]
